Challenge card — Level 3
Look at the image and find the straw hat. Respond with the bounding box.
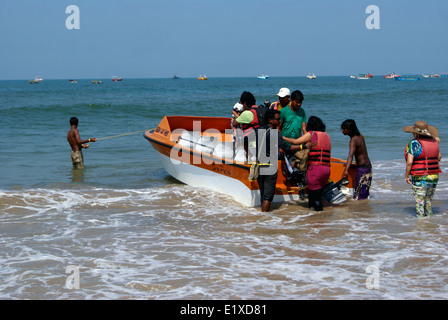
[403,120,438,138]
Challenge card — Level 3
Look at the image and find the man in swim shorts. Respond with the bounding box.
[341,119,372,200]
[67,117,97,169]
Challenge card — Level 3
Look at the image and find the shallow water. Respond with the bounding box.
[0,77,447,299]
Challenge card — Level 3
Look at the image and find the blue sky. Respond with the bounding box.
[0,0,447,80]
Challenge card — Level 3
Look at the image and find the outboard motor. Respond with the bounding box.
[322,178,349,204]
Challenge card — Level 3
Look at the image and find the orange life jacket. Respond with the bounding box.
[406,139,442,175]
[308,131,331,167]
[241,106,266,138]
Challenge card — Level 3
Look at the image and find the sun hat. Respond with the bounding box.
[232,102,244,112]
[403,120,438,138]
[276,87,290,98]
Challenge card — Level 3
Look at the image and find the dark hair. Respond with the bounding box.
[341,119,360,136]
[291,90,304,102]
[306,116,326,132]
[240,91,256,107]
[70,117,78,126]
[265,109,280,123]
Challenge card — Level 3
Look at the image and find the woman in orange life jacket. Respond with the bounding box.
[404,121,442,217]
[283,116,330,211]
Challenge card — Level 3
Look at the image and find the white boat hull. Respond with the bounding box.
[158,153,301,207]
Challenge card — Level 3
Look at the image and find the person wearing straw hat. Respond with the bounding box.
[67,117,97,169]
[403,120,442,217]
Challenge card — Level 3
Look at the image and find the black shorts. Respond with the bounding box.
[257,173,278,202]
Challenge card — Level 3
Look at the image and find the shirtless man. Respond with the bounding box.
[67,117,97,169]
[341,119,372,200]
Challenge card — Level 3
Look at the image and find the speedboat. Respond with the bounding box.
[112,76,123,81]
[144,116,357,207]
[257,74,269,79]
[306,73,317,79]
[197,75,208,80]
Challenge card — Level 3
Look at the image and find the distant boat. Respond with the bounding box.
[422,74,440,78]
[112,76,122,82]
[257,74,269,79]
[356,73,373,79]
[395,77,421,81]
[384,72,400,79]
[92,80,103,84]
[69,79,77,83]
[306,73,317,79]
[172,75,180,79]
[29,76,43,84]
[197,74,208,80]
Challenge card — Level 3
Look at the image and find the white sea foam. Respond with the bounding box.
[0,158,447,299]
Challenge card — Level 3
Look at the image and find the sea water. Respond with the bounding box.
[0,76,447,299]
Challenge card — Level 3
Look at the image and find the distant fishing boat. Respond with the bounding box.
[356,73,373,80]
[384,72,400,79]
[422,74,440,78]
[306,73,317,79]
[29,76,43,84]
[92,80,103,84]
[395,77,421,81]
[172,75,180,79]
[257,74,269,79]
[69,79,77,83]
[112,76,122,82]
[197,74,208,80]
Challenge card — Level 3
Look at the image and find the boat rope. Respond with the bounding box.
[83,129,148,148]
[96,129,147,141]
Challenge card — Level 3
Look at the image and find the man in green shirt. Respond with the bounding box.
[280,90,307,140]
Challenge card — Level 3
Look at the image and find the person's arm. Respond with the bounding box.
[232,117,241,128]
[282,132,311,145]
[436,137,442,161]
[301,121,307,135]
[405,153,414,185]
[75,130,97,148]
[342,138,356,179]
